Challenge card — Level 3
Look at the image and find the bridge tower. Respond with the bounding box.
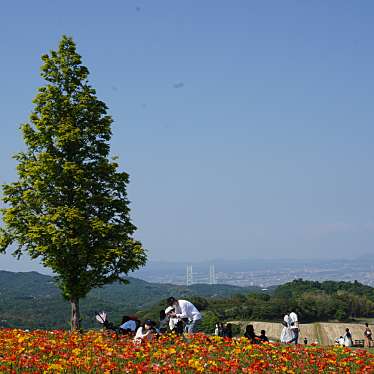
[186,265,193,286]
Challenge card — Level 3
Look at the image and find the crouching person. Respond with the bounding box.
[119,315,138,335]
[166,297,202,334]
[134,320,156,344]
[165,306,185,335]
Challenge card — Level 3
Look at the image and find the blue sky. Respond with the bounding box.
[1,1,374,272]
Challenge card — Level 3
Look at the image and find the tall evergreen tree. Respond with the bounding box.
[0,36,147,329]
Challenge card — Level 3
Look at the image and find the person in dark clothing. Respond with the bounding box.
[222,323,233,338]
[244,324,258,344]
[158,310,168,334]
[219,323,225,337]
[258,329,269,342]
[364,323,372,348]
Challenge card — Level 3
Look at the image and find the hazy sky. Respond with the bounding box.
[1,1,374,272]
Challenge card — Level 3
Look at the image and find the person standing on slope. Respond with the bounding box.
[166,297,202,333]
[364,323,372,348]
[289,311,300,344]
[280,313,294,343]
[344,328,353,347]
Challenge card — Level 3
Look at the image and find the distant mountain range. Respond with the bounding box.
[0,271,264,330]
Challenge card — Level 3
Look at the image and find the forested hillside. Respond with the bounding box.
[138,279,374,333]
[1,272,372,331]
[0,271,261,329]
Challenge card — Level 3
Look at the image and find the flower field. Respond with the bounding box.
[0,329,373,373]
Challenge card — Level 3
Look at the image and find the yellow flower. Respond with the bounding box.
[46,363,63,372]
[72,348,81,356]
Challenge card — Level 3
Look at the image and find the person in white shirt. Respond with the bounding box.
[289,311,299,344]
[166,297,202,333]
[344,328,353,347]
[133,320,155,344]
[280,314,294,343]
[214,323,220,336]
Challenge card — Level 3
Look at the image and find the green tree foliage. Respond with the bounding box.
[199,311,219,333]
[0,36,147,329]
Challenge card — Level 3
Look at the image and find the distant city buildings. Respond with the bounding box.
[138,258,374,288]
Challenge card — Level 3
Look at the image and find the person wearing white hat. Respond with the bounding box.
[165,306,181,332]
[289,311,299,344]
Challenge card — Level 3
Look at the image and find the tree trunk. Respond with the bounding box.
[70,298,80,331]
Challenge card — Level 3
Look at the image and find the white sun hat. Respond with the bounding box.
[165,306,175,314]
